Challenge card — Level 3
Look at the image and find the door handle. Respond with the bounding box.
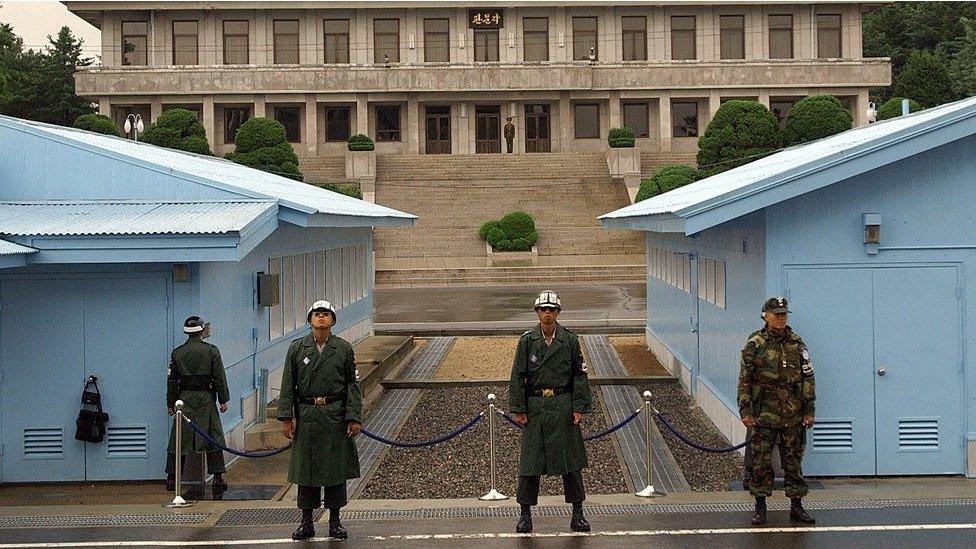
[876,367,886,376]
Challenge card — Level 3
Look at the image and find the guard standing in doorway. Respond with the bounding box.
[504,117,516,153]
[737,297,816,526]
[509,290,592,533]
[166,316,230,498]
[279,300,362,540]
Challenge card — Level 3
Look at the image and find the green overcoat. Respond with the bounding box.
[166,337,230,455]
[278,333,362,487]
[509,323,592,476]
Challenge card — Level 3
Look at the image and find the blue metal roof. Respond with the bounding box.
[0,240,37,255]
[0,200,277,236]
[601,95,976,234]
[0,116,416,227]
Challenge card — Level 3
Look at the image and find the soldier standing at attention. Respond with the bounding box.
[504,117,516,153]
[166,316,229,498]
[279,300,362,541]
[737,297,816,526]
[509,290,592,534]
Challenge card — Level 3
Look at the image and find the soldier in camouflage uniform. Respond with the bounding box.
[737,297,816,526]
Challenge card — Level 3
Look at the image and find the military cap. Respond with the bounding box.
[534,290,561,311]
[762,297,790,313]
[183,315,206,334]
[307,299,337,323]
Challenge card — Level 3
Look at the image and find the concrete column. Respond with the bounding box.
[202,96,216,150]
[356,94,369,135]
[406,98,420,154]
[608,91,622,130]
[658,94,673,152]
[558,91,573,152]
[201,11,216,65]
[255,13,268,65]
[151,11,164,66]
[457,101,469,154]
[150,97,163,122]
[305,94,318,156]
[855,89,870,126]
[707,90,722,126]
[758,90,771,110]
[99,97,111,116]
[254,95,266,118]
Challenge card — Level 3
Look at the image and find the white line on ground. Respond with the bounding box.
[2,523,976,547]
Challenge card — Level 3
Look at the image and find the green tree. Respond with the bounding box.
[875,97,923,121]
[892,50,955,108]
[635,165,698,202]
[226,117,303,180]
[946,17,976,99]
[781,95,852,147]
[696,100,780,177]
[141,108,214,155]
[72,113,121,136]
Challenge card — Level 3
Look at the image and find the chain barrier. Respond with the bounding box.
[495,408,642,442]
[654,410,748,453]
[359,412,484,448]
[184,417,294,457]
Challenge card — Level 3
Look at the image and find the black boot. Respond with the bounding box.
[570,503,590,532]
[751,497,767,526]
[165,475,175,492]
[292,509,315,541]
[790,498,815,524]
[212,473,228,500]
[515,504,533,534]
[328,508,348,539]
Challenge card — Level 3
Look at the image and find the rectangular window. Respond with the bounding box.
[817,14,842,58]
[523,17,549,61]
[376,105,401,141]
[670,16,696,60]
[223,106,250,144]
[324,19,350,63]
[574,103,600,139]
[719,15,744,59]
[223,20,248,64]
[325,106,351,141]
[374,19,399,63]
[768,14,793,59]
[622,103,649,138]
[273,19,300,64]
[343,247,353,306]
[715,260,726,308]
[274,106,302,142]
[328,249,340,308]
[269,257,283,340]
[474,28,499,62]
[671,101,698,137]
[294,254,306,331]
[172,21,198,65]
[622,16,647,61]
[281,255,295,334]
[424,18,450,62]
[770,98,797,129]
[122,21,148,66]
[573,17,598,60]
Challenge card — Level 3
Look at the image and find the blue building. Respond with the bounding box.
[0,116,414,483]
[602,96,976,478]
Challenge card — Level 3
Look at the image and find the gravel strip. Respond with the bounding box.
[639,380,743,491]
[433,337,517,380]
[360,386,628,499]
[609,336,671,376]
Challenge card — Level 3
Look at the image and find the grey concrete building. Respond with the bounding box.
[66,1,890,160]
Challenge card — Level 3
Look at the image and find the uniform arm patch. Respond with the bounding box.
[802,363,814,377]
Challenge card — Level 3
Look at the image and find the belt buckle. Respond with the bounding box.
[314,396,327,406]
[541,388,555,398]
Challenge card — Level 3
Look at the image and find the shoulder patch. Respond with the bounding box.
[521,330,532,338]
[802,363,814,377]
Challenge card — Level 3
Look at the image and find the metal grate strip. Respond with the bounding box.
[347,388,422,496]
[0,513,209,528]
[400,337,456,379]
[215,508,323,526]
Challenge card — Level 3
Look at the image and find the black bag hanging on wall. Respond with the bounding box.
[75,375,110,443]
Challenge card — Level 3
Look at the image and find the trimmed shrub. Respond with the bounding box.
[608,125,636,148]
[347,133,375,151]
[317,182,363,199]
[635,165,698,202]
[696,100,780,177]
[226,117,303,181]
[781,95,853,147]
[72,113,121,137]
[876,97,923,120]
[478,211,538,251]
[141,108,213,155]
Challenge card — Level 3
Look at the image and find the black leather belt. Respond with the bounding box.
[179,376,212,391]
[528,386,572,397]
[298,395,344,405]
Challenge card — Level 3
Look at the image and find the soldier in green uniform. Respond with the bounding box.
[509,290,592,534]
[279,300,362,541]
[737,297,816,526]
[166,316,230,498]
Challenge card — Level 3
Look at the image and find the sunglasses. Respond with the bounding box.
[536,306,559,313]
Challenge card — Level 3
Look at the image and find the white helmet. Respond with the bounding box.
[533,290,561,311]
[306,300,336,323]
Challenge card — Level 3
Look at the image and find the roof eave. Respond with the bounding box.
[600,212,685,233]
[279,207,417,228]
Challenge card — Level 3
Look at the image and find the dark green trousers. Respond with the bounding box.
[516,471,585,506]
[297,483,348,510]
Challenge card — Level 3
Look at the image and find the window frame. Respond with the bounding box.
[274,106,302,143]
[325,106,351,142]
[474,28,500,62]
[172,20,199,65]
[817,14,842,58]
[671,100,699,137]
[273,19,300,65]
[522,17,549,62]
[374,18,400,63]
[572,16,598,61]
[324,19,350,64]
[375,105,402,142]
[768,14,794,59]
[622,102,650,138]
[223,106,251,144]
[621,16,647,61]
[424,18,450,62]
[670,15,696,60]
[573,103,601,139]
[719,15,745,60]
[222,20,249,65]
[121,21,148,66]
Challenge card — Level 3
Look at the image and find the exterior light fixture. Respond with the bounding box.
[588,46,596,63]
[866,102,877,124]
[124,113,144,141]
[863,213,881,255]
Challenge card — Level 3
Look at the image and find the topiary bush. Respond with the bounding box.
[72,113,121,137]
[781,95,853,147]
[141,108,213,155]
[608,125,636,148]
[696,100,780,178]
[635,165,698,202]
[347,133,375,151]
[317,182,363,199]
[876,97,923,120]
[226,117,303,181]
[478,211,538,252]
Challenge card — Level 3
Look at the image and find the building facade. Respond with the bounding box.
[601,96,976,478]
[66,1,890,160]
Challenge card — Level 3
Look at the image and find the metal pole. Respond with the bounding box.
[636,390,665,498]
[479,393,508,501]
[165,400,194,508]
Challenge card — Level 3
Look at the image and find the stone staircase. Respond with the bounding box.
[640,151,699,178]
[298,154,347,184]
[372,152,646,285]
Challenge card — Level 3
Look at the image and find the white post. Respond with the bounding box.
[479,393,509,501]
[164,400,195,508]
[636,390,666,498]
